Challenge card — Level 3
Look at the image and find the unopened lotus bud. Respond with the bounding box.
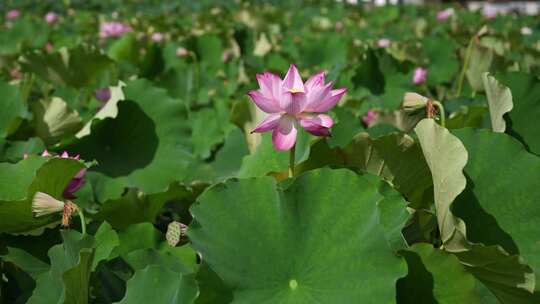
[402,92,429,112]
[166,221,187,247]
[32,192,65,217]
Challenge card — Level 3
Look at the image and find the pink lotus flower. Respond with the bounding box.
[45,12,58,24]
[362,110,377,127]
[377,38,391,48]
[413,67,428,85]
[151,32,164,42]
[99,21,132,38]
[248,64,347,151]
[6,9,20,20]
[436,8,454,21]
[41,150,86,199]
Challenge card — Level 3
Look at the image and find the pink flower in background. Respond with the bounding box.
[9,68,21,80]
[6,9,20,20]
[222,50,231,62]
[44,43,54,52]
[335,21,344,31]
[41,150,86,199]
[176,47,188,57]
[521,27,532,35]
[99,21,132,38]
[45,12,58,24]
[151,32,164,42]
[362,110,377,127]
[436,8,454,21]
[248,64,347,151]
[483,7,497,19]
[413,67,428,85]
[94,88,111,102]
[377,38,391,48]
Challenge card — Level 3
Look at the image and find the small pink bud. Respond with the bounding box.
[45,12,58,24]
[436,8,454,21]
[151,32,164,42]
[44,43,54,53]
[61,151,69,158]
[94,88,111,102]
[362,110,378,127]
[413,67,428,85]
[377,38,391,48]
[41,150,51,157]
[6,10,20,20]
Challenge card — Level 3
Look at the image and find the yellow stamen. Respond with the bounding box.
[288,88,304,93]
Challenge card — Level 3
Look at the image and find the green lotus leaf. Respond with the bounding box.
[452,128,540,296]
[63,79,195,202]
[32,97,83,145]
[298,132,433,209]
[496,72,540,155]
[424,36,459,85]
[188,168,407,303]
[397,243,495,303]
[20,46,115,89]
[466,43,493,92]
[93,183,197,230]
[117,265,198,304]
[1,137,45,163]
[237,129,312,178]
[414,119,469,251]
[482,73,513,133]
[26,230,95,304]
[0,80,28,138]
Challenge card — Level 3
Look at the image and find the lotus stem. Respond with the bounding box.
[433,101,446,128]
[289,145,296,178]
[456,36,475,97]
[77,208,87,236]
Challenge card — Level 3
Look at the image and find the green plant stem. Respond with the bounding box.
[289,145,296,178]
[455,37,475,97]
[433,101,446,128]
[77,208,87,236]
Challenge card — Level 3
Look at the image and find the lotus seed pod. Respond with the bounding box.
[166,221,187,247]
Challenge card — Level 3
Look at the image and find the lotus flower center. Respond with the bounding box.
[289,279,298,290]
[288,88,304,93]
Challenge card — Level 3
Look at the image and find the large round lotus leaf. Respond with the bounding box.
[0,80,27,138]
[0,156,86,234]
[117,265,198,304]
[452,128,540,292]
[188,168,407,303]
